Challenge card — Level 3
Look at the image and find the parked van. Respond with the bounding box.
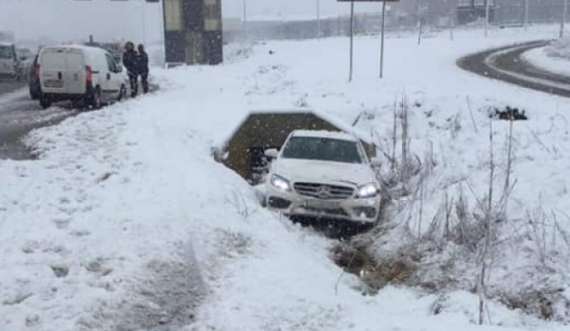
[38,45,127,109]
[0,42,20,78]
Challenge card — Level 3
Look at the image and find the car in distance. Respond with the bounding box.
[264,130,381,225]
[0,42,22,79]
[38,45,126,109]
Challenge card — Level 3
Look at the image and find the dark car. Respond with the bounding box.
[28,54,41,100]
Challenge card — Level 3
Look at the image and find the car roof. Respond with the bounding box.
[41,44,108,55]
[290,130,359,142]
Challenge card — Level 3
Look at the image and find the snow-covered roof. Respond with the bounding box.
[41,44,107,55]
[0,41,14,47]
[290,130,358,142]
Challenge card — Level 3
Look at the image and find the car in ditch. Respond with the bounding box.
[264,130,381,224]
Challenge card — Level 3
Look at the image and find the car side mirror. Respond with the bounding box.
[116,64,123,73]
[264,148,279,159]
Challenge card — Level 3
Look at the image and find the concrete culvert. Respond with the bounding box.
[215,110,377,185]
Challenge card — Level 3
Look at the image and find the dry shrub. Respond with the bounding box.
[498,288,570,321]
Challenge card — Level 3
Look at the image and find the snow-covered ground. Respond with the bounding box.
[1,26,570,331]
[522,37,570,76]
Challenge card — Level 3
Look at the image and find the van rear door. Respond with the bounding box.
[40,47,86,95]
[65,49,86,95]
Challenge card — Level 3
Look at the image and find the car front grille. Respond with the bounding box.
[293,182,354,200]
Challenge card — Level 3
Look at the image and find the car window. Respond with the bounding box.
[281,137,363,164]
[40,51,66,70]
[105,53,116,72]
[0,46,13,59]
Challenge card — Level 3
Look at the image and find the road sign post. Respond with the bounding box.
[379,0,386,78]
[338,0,399,81]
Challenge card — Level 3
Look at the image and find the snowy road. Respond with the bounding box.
[457,40,570,98]
[0,82,159,160]
[0,90,75,160]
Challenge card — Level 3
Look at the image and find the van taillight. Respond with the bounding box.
[85,65,93,84]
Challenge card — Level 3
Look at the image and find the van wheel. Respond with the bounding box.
[117,84,126,102]
[39,96,51,109]
[90,87,102,109]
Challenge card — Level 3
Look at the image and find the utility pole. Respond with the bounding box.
[316,0,321,40]
[484,0,490,37]
[561,0,568,38]
[524,0,530,31]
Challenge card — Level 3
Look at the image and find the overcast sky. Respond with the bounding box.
[0,0,388,45]
[223,0,383,19]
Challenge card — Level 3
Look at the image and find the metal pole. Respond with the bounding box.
[484,0,490,37]
[379,1,386,78]
[243,0,248,39]
[317,0,321,40]
[524,0,530,31]
[561,0,568,38]
[349,0,354,82]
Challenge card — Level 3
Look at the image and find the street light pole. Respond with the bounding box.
[379,0,386,78]
[243,0,248,38]
[349,0,354,82]
[524,0,530,31]
[484,0,490,37]
[316,0,321,40]
[561,0,568,38]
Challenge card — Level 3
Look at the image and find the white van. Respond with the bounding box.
[0,42,20,77]
[38,45,127,109]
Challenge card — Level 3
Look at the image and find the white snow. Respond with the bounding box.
[522,46,570,77]
[1,25,570,331]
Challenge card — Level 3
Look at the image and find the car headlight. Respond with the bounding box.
[270,174,291,191]
[357,183,379,199]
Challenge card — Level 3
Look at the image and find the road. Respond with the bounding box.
[0,81,75,160]
[457,40,570,98]
[0,78,159,160]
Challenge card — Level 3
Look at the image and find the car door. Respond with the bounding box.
[65,49,86,95]
[40,48,68,94]
[104,52,121,101]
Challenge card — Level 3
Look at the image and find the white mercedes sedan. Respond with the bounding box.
[264,130,381,224]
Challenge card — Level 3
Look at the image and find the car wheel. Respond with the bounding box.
[90,87,102,109]
[39,96,51,109]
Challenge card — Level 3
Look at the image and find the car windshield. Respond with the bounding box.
[281,136,363,164]
[0,46,12,59]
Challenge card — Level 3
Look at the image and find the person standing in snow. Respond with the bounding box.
[137,44,150,94]
[122,41,139,97]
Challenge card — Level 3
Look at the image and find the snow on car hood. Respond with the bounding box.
[272,158,376,187]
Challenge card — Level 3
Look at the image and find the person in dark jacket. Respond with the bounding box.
[137,44,150,94]
[123,42,138,97]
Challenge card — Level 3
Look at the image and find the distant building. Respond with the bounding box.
[163,0,222,65]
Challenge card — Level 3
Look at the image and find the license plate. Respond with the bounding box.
[45,80,63,88]
[304,199,340,209]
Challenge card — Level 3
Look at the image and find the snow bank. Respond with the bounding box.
[522,46,570,76]
[522,37,570,76]
[1,25,569,331]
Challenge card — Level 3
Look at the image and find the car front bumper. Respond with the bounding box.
[266,184,381,224]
